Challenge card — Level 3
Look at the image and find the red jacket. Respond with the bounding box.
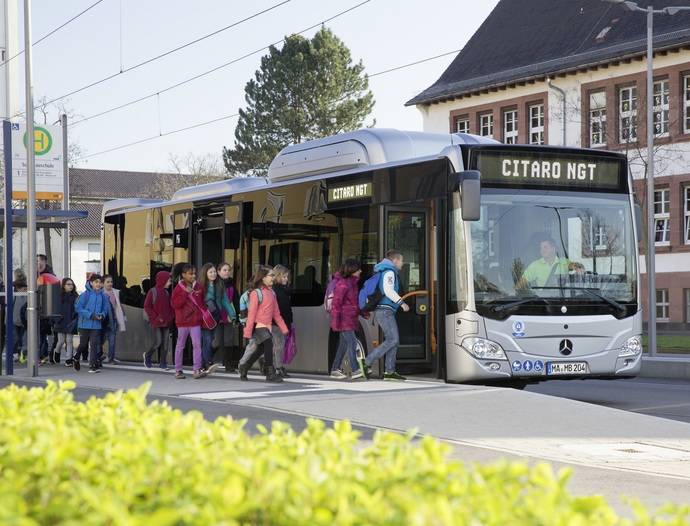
[243,286,288,339]
[144,271,175,328]
[329,273,362,332]
[171,281,204,328]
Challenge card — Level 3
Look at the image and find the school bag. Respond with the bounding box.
[324,276,339,314]
[358,272,384,312]
[142,288,157,323]
[239,288,263,323]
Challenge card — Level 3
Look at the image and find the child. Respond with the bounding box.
[12,271,28,364]
[54,278,79,367]
[143,270,174,370]
[271,264,293,378]
[102,275,126,364]
[171,264,206,380]
[217,262,239,372]
[75,274,109,373]
[199,263,235,374]
[330,259,365,379]
[240,266,288,383]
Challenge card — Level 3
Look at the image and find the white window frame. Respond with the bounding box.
[479,113,493,138]
[653,79,670,137]
[589,91,607,147]
[684,187,690,245]
[529,104,544,145]
[654,188,670,246]
[87,242,101,261]
[656,288,670,322]
[619,86,637,143]
[594,225,607,251]
[455,116,469,134]
[503,109,518,144]
[684,75,690,134]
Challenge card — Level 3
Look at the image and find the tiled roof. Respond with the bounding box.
[69,201,103,238]
[408,0,690,106]
[69,168,180,199]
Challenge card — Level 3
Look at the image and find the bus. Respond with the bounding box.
[102,128,642,385]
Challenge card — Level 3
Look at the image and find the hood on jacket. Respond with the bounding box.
[374,258,399,273]
[155,271,171,289]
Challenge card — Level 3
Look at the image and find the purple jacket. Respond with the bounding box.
[329,273,361,332]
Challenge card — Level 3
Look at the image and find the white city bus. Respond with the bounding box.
[102,129,642,385]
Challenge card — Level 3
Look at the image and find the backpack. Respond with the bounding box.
[324,276,339,314]
[239,289,263,323]
[142,288,157,323]
[358,272,384,312]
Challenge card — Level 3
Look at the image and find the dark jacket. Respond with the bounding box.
[329,273,361,332]
[54,293,78,334]
[273,283,293,326]
[144,271,175,328]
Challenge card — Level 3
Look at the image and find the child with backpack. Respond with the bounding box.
[239,266,288,383]
[170,264,207,379]
[237,279,259,379]
[199,263,235,374]
[74,274,109,373]
[271,264,293,378]
[217,262,239,372]
[143,271,174,369]
[12,271,28,364]
[329,259,365,379]
[53,278,79,367]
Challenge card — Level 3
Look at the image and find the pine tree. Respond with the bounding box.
[223,27,374,176]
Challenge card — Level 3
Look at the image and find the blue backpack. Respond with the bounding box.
[358,272,383,312]
[239,289,263,323]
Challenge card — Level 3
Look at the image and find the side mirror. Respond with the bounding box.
[451,170,481,221]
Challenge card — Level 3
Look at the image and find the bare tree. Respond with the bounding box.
[34,96,85,165]
[145,152,230,200]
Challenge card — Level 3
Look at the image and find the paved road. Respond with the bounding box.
[527,377,690,423]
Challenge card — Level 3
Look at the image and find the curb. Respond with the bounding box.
[640,356,690,380]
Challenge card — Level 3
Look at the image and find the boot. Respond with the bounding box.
[278,367,290,378]
[238,362,249,381]
[258,357,266,375]
[265,365,283,383]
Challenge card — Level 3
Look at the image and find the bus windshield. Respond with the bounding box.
[469,188,637,316]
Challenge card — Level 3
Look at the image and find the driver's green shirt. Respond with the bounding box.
[522,257,570,287]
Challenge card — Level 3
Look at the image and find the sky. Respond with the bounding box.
[7,0,499,172]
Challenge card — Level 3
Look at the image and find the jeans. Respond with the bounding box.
[364,308,399,374]
[239,337,257,366]
[175,325,202,373]
[55,333,74,360]
[331,330,360,373]
[201,328,214,368]
[13,325,27,358]
[145,326,170,366]
[242,328,273,372]
[271,326,286,369]
[77,329,102,369]
[104,325,118,361]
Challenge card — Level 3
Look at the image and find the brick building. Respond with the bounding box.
[409,0,690,326]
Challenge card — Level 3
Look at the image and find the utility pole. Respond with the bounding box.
[23,0,37,376]
[645,5,656,357]
[61,113,69,277]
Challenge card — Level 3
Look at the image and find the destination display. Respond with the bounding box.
[327,181,373,203]
[471,149,624,191]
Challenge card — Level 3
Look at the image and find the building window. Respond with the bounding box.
[684,75,690,134]
[654,188,670,245]
[594,225,608,250]
[529,104,544,144]
[503,109,518,144]
[619,86,637,143]
[653,79,670,137]
[589,91,607,147]
[87,242,101,261]
[479,113,493,138]
[685,187,690,244]
[656,289,669,321]
[454,116,469,134]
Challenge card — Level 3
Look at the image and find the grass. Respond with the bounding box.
[642,334,690,354]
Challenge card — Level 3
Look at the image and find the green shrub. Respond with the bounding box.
[0,382,687,525]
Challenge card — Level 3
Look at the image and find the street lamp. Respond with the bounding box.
[604,0,690,357]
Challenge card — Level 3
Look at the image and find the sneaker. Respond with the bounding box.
[193,369,207,379]
[383,371,407,382]
[143,352,152,369]
[356,356,369,378]
[351,369,364,380]
[88,367,100,374]
[65,359,73,367]
[159,363,170,371]
[175,371,185,379]
[73,359,81,371]
[19,353,26,364]
[205,363,220,375]
[330,369,347,380]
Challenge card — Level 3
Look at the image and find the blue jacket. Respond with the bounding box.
[76,283,108,330]
[374,259,402,311]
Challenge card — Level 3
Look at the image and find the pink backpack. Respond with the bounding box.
[324,276,339,314]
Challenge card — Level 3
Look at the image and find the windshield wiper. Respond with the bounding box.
[530,286,626,314]
[489,296,548,313]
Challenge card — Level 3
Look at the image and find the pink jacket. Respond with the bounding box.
[329,273,362,332]
[243,286,288,339]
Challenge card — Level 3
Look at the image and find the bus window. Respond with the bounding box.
[119,209,151,307]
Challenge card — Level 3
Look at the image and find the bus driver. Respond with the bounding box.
[519,237,584,289]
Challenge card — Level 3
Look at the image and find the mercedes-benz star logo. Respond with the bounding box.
[559,339,573,356]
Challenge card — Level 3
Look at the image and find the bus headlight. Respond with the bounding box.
[618,336,642,357]
[462,337,507,360]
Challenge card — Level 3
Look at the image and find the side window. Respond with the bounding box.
[120,210,151,307]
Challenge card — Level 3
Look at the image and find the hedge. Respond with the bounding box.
[0,382,687,525]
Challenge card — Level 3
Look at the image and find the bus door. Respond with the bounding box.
[384,207,431,369]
